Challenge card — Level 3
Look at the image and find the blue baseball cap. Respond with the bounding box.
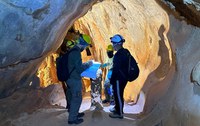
[110,34,125,43]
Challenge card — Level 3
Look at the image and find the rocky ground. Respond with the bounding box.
[0,84,144,126]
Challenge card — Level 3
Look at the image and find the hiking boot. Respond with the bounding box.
[68,118,84,124]
[102,99,109,104]
[78,112,85,118]
[109,112,123,119]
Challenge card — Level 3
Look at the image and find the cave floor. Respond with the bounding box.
[10,92,145,126]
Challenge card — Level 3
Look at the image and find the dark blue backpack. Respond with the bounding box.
[123,49,140,82]
[127,52,139,81]
[56,49,76,81]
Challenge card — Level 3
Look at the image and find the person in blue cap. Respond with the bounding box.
[109,34,130,119]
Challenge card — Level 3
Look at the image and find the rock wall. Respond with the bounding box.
[161,16,200,126]
[137,1,200,126]
[139,16,200,126]
[0,0,97,98]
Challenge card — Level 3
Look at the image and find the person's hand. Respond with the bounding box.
[87,60,93,67]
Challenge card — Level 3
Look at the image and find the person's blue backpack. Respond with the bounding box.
[56,48,76,81]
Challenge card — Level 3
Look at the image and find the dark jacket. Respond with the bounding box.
[67,45,90,80]
[110,48,129,84]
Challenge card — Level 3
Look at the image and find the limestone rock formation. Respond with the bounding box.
[0,0,97,98]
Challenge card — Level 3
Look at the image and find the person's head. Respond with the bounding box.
[106,44,114,58]
[60,39,74,54]
[66,40,75,49]
[110,34,125,51]
[77,34,92,52]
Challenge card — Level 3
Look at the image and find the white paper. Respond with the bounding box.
[81,61,101,79]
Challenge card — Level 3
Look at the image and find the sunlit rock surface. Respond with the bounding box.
[37,54,59,87]
[0,0,97,98]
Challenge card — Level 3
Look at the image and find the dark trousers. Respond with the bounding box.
[112,79,127,115]
[62,82,71,109]
[66,79,82,121]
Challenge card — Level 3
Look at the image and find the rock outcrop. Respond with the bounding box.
[0,0,97,98]
[0,84,66,126]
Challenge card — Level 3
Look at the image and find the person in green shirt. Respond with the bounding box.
[101,44,115,105]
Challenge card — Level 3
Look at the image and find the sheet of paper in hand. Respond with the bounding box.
[81,61,101,79]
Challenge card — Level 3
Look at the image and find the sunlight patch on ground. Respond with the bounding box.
[80,91,145,114]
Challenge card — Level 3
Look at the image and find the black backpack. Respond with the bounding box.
[56,48,76,81]
[123,49,140,82]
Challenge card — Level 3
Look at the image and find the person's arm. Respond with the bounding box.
[101,57,113,68]
[72,50,91,74]
[101,63,108,68]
